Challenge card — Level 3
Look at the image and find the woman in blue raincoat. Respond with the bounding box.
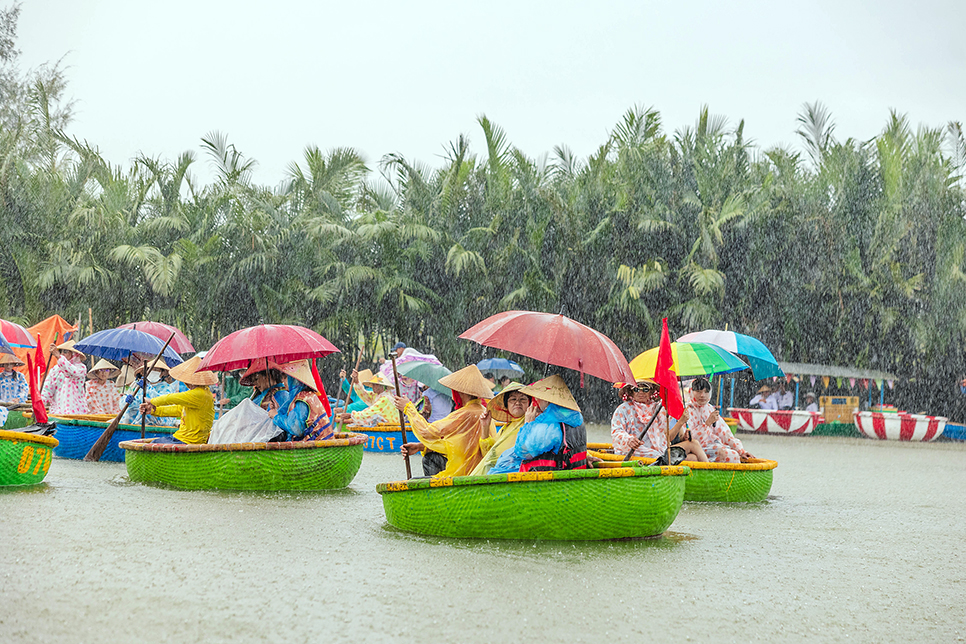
[489,374,587,473]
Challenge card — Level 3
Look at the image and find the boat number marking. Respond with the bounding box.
[17,446,51,475]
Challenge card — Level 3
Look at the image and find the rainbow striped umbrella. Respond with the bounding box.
[629,342,749,379]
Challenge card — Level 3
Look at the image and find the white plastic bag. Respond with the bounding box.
[208,399,279,444]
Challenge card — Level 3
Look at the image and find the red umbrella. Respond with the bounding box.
[198,324,340,372]
[459,310,635,385]
[118,321,195,354]
[0,319,36,348]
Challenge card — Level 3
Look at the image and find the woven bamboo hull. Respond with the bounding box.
[377,466,688,540]
[49,415,176,462]
[349,423,409,453]
[0,430,59,486]
[120,433,366,491]
[588,445,776,503]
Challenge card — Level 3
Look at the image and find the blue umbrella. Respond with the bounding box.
[74,328,184,365]
[0,334,13,356]
[476,358,524,381]
[677,330,783,379]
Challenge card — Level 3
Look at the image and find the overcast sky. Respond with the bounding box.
[18,0,966,187]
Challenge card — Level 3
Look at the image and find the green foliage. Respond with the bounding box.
[0,10,964,417]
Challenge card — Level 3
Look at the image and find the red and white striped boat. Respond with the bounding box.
[729,408,824,435]
[854,411,946,441]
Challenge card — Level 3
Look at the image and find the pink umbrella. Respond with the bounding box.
[459,310,635,384]
[117,321,195,354]
[198,324,340,372]
[0,319,36,348]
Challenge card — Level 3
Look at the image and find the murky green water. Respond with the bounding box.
[2,428,965,643]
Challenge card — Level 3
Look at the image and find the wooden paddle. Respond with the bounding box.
[623,401,663,462]
[84,332,176,462]
[390,353,412,479]
[336,347,364,432]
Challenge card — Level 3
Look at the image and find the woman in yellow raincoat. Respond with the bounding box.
[469,382,530,476]
[395,365,494,477]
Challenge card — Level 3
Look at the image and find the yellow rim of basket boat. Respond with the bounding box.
[589,447,777,471]
[0,429,59,448]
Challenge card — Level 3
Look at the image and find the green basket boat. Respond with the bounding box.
[377,465,689,540]
[1,429,59,486]
[119,432,366,491]
[589,444,776,503]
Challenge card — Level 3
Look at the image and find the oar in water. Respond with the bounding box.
[84,332,176,462]
[390,353,412,479]
[623,401,663,462]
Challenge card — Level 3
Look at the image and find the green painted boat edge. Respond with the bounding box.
[684,467,773,502]
[378,466,688,540]
[121,433,366,491]
[0,431,58,486]
[51,416,177,434]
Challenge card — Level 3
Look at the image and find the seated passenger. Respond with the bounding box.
[0,353,29,405]
[139,356,217,444]
[804,392,819,413]
[86,359,120,414]
[396,365,493,477]
[41,341,89,415]
[338,372,397,427]
[270,359,334,441]
[774,381,794,410]
[686,377,755,463]
[121,361,179,427]
[612,379,705,462]
[489,375,588,474]
[749,384,778,410]
[470,382,530,476]
[337,368,373,414]
[241,359,288,415]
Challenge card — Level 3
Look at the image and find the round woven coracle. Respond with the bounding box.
[590,448,776,503]
[120,432,366,491]
[377,466,688,540]
[0,430,59,486]
[49,415,177,462]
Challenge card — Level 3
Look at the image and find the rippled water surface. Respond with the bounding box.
[3,428,965,643]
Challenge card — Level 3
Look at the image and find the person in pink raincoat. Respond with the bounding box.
[41,341,90,415]
[611,379,706,462]
[685,377,755,463]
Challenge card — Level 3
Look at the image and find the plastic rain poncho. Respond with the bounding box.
[489,404,584,474]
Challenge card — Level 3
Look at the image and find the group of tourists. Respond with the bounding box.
[611,377,755,464]
[5,330,766,474]
[748,380,818,411]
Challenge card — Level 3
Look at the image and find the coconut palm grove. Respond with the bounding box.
[1,7,964,421]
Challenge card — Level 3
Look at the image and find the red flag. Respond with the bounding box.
[309,358,332,418]
[26,353,48,424]
[654,318,684,419]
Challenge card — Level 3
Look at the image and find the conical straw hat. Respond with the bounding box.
[486,381,529,423]
[438,365,494,401]
[56,340,85,356]
[356,369,373,384]
[276,359,317,391]
[168,355,218,387]
[117,363,137,387]
[134,359,172,377]
[87,359,120,379]
[519,374,580,412]
[0,353,25,367]
[363,373,393,389]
